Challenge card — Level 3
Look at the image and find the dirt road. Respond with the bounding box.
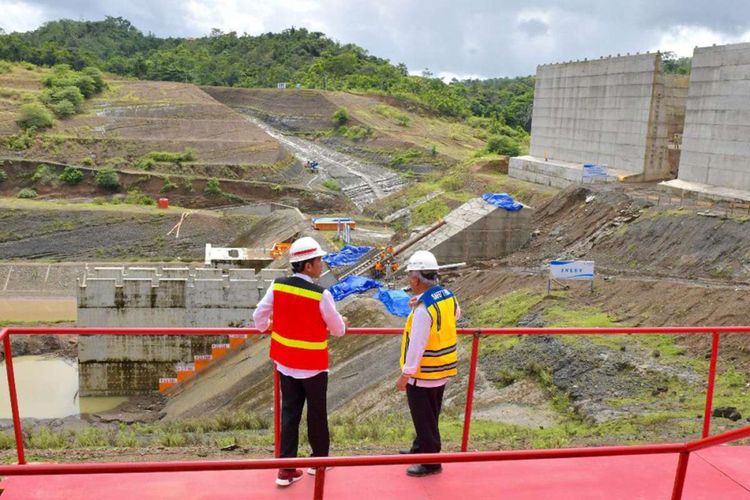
[242,115,407,210]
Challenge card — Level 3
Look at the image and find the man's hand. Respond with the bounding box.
[396,373,410,392]
[343,316,350,329]
[264,313,274,333]
[408,296,418,309]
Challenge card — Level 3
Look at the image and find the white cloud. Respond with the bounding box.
[182,0,330,36]
[0,1,47,33]
[183,0,270,35]
[654,25,750,57]
[6,1,750,77]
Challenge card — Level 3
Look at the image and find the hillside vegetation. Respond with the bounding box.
[0,17,533,153]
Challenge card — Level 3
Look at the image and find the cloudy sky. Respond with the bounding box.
[2,0,750,79]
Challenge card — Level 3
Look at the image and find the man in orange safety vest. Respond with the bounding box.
[254,236,348,487]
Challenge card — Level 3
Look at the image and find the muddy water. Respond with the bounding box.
[0,356,126,418]
[0,298,76,322]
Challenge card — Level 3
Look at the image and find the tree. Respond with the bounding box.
[95,167,120,191]
[49,99,77,118]
[332,107,349,126]
[60,166,84,185]
[17,102,54,130]
[204,177,221,196]
[486,135,522,157]
[17,188,38,199]
[662,51,691,75]
[82,67,106,93]
[41,85,85,115]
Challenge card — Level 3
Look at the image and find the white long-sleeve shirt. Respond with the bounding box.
[253,273,346,379]
[402,292,461,388]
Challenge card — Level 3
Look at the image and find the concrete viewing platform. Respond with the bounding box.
[2,446,750,499]
[660,178,750,203]
[509,155,637,188]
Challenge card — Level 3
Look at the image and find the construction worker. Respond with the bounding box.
[253,236,348,487]
[396,250,460,477]
[373,259,385,279]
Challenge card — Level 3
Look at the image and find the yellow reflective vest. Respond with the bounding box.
[400,286,458,380]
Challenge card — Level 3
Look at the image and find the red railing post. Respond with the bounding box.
[273,365,281,458]
[702,332,720,438]
[313,467,326,500]
[3,332,25,465]
[671,451,690,500]
[461,331,481,452]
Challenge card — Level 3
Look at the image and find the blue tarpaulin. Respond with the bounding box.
[329,275,382,301]
[482,192,523,212]
[377,288,411,317]
[323,245,373,267]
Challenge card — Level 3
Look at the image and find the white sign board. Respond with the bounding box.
[549,260,594,280]
[277,82,287,89]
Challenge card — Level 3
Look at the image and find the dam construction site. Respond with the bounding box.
[1,22,750,499]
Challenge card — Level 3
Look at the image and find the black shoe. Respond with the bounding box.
[406,464,442,477]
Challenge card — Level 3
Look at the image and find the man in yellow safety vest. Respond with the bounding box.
[396,250,459,477]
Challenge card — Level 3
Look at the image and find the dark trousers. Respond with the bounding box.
[279,371,329,467]
[406,383,445,467]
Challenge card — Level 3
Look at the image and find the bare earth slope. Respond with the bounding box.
[203,86,484,164]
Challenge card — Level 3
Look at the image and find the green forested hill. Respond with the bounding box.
[0,17,533,133]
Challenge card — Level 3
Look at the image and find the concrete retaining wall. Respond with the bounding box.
[675,42,750,191]
[416,197,533,263]
[78,266,286,396]
[509,156,623,188]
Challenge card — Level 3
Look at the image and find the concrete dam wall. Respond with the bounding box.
[662,42,750,199]
[511,53,688,186]
[77,266,286,396]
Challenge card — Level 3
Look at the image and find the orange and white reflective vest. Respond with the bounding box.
[269,277,328,370]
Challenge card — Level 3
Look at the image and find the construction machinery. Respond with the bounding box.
[269,242,292,259]
[336,218,446,281]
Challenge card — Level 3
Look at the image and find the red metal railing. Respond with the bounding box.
[1,325,750,500]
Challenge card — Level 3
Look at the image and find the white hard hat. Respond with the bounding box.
[406,250,439,271]
[288,237,327,263]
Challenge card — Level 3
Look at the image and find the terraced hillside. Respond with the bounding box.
[0,65,289,173]
[0,64,357,211]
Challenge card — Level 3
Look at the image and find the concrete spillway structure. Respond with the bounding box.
[77,266,286,396]
[511,53,688,187]
[411,197,533,263]
[661,42,750,201]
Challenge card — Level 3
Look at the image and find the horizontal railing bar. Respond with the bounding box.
[6,326,750,336]
[687,424,750,452]
[0,444,686,476]
[5,327,261,336]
